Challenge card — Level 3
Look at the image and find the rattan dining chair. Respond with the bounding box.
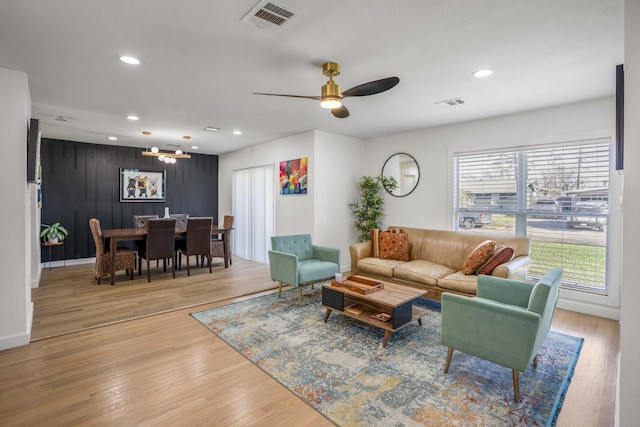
[176,217,213,276]
[211,215,234,265]
[137,218,176,282]
[89,218,135,284]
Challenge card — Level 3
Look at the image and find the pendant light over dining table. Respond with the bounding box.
[141,133,192,163]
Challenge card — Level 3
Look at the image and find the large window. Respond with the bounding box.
[454,139,610,293]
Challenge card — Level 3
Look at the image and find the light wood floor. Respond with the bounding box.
[0,258,619,426]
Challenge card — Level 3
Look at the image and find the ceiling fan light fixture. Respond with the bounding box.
[320,80,342,109]
[320,97,342,109]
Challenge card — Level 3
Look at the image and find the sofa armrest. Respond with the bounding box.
[477,275,533,308]
[313,245,341,265]
[441,292,540,371]
[349,241,371,275]
[268,250,299,287]
[492,255,530,281]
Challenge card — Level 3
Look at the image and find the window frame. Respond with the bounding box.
[453,138,612,294]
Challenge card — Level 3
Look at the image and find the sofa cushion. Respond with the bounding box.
[462,240,496,274]
[370,228,381,257]
[394,260,457,286]
[438,271,479,294]
[476,245,515,275]
[357,257,405,277]
[379,230,410,261]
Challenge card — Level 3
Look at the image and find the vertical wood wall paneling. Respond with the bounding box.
[40,139,219,260]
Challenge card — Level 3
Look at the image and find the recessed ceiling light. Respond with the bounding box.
[472,69,494,78]
[233,130,242,135]
[107,136,118,141]
[204,127,220,132]
[126,115,139,121]
[118,55,142,65]
[191,146,199,150]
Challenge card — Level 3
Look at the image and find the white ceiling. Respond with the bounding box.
[0,0,623,156]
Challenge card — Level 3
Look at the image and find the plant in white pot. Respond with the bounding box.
[40,222,69,243]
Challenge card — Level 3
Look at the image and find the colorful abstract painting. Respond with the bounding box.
[279,157,308,195]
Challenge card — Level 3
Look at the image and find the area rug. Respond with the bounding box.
[191,287,583,427]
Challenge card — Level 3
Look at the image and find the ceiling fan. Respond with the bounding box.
[253,62,399,118]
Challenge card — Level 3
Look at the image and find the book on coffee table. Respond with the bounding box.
[344,303,364,314]
[371,312,392,322]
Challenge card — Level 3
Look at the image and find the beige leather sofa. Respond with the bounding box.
[349,226,531,300]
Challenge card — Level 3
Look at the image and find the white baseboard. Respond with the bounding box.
[0,330,31,351]
[42,257,95,269]
[557,297,620,321]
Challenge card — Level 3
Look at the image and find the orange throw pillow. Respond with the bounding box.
[476,245,515,275]
[379,231,409,261]
[462,240,496,275]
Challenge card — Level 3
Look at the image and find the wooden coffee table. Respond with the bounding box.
[321,276,428,347]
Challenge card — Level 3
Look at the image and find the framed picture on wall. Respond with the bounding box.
[119,168,166,202]
[279,157,308,195]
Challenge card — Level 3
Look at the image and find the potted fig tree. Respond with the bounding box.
[349,175,397,242]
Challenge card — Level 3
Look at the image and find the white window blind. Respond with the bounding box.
[454,139,610,292]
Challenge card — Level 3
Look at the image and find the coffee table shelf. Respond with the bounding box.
[321,277,428,347]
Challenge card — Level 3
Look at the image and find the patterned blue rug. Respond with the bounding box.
[191,287,582,427]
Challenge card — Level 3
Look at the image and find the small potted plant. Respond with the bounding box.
[40,222,69,243]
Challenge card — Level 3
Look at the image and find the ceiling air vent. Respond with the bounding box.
[435,97,465,107]
[241,1,296,30]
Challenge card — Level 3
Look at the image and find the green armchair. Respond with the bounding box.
[269,234,340,304]
[441,268,563,402]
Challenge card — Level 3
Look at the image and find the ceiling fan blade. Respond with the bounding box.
[253,92,320,100]
[331,105,350,118]
[341,77,400,98]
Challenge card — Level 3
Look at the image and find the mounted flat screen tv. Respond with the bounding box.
[616,64,624,171]
[27,118,40,183]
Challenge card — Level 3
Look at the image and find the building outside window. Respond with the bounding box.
[454,139,610,293]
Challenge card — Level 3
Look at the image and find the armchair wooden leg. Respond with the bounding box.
[278,282,283,298]
[298,287,303,305]
[532,354,538,369]
[444,347,454,374]
[512,370,520,402]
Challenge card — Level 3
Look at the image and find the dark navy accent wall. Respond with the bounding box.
[40,138,218,260]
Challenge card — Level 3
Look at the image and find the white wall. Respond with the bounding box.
[0,67,33,350]
[219,130,365,271]
[313,131,365,271]
[619,0,640,424]
[363,97,621,319]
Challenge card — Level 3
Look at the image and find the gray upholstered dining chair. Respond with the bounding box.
[170,213,189,228]
[133,214,159,229]
[137,218,177,282]
[176,217,213,276]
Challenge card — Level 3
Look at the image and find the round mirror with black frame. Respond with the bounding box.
[381,153,420,197]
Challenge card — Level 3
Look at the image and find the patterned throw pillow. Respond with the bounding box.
[370,228,381,257]
[462,240,496,275]
[379,231,410,261]
[476,245,515,275]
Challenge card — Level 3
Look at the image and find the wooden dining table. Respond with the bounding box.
[100,225,233,285]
